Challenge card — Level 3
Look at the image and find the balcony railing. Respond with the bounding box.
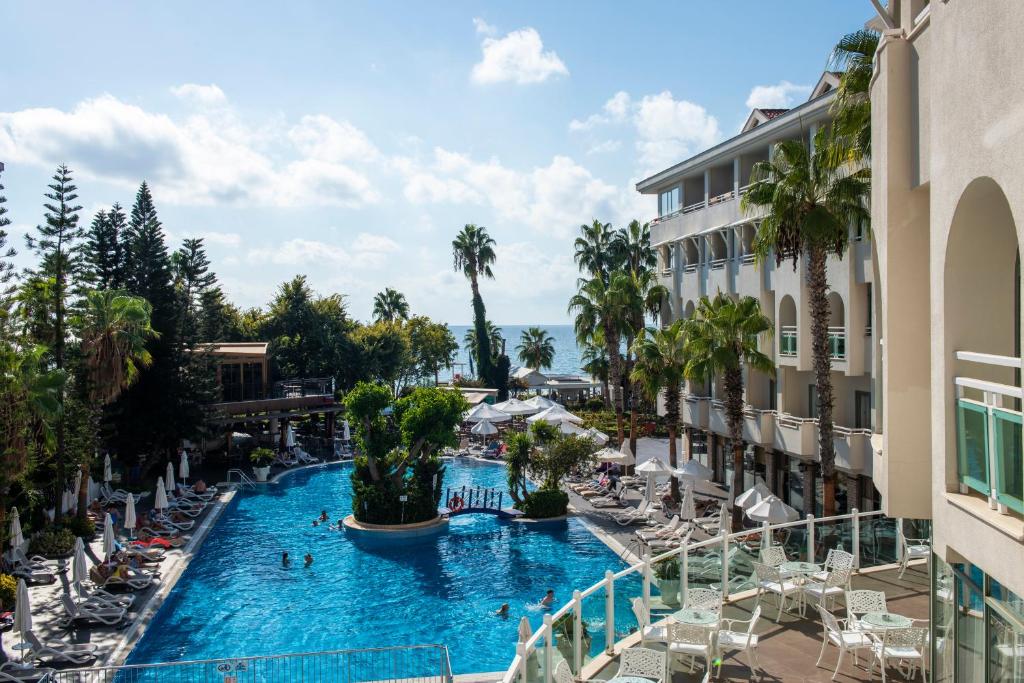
[708,190,735,206]
[779,325,797,357]
[954,351,1023,514]
[709,257,728,271]
[272,377,336,399]
[828,326,847,360]
[681,200,705,214]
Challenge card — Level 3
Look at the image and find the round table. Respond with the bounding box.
[671,608,719,625]
[607,677,658,683]
[780,561,821,574]
[861,611,913,629]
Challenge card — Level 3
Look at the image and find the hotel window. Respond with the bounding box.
[658,187,681,216]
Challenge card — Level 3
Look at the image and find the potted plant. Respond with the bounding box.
[552,612,591,667]
[250,447,275,482]
[654,559,681,607]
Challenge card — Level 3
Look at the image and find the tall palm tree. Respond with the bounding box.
[580,341,610,408]
[462,321,502,376]
[516,327,556,370]
[631,320,688,501]
[742,129,869,516]
[613,220,657,275]
[569,274,630,445]
[76,289,157,515]
[622,268,668,457]
[372,287,410,323]
[452,225,497,384]
[828,29,879,163]
[684,294,773,530]
[574,220,616,282]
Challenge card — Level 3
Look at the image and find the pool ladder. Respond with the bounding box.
[226,468,257,490]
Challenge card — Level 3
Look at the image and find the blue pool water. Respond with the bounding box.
[128,460,641,673]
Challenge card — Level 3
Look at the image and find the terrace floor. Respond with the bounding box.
[585,565,930,683]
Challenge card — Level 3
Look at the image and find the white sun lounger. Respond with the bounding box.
[26,631,98,666]
[62,594,127,626]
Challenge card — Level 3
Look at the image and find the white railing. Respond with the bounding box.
[708,190,735,206]
[740,252,756,264]
[709,258,728,271]
[502,509,901,683]
[779,325,798,357]
[682,263,697,274]
[682,200,705,214]
[828,326,847,361]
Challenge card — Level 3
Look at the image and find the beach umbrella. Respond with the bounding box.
[286,425,296,448]
[102,513,116,559]
[8,507,23,550]
[526,406,583,425]
[643,476,657,505]
[585,427,609,445]
[165,462,176,492]
[493,398,539,416]
[464,403,511,423]
[13,579,31,663]
[103,453,112,483]
[470,419,499,436]
[636,458,671,475]
[155,477,169,511]
[595,448,635,466]
[124,494,137,538]
[72,537,88,602]
[557,420,588,436]
[179,451,190,483]
[342,419,351,441]
[523,395,558,411]
[680,483,697,520]
[673,459,714,481]
[734,479,771,511]
[746,495,799,524]
[517,616,533,643]
[88,476,98,504]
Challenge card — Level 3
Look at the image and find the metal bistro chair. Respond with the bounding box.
[716,605,762,678]
[813,549,855,588]
[617,646,667,683]
[684,588,723,613]
[802,567,852,614]
[753,561,802,622]
[631,598,668,647]
[867,626,929,683]
[816,605,874,681]
[759,545,787,568]
[666,621,715,675]
[898,535,930,579]
[845,589,888,630]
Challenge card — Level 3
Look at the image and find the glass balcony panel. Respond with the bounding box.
[726,530,760,594]
[858,516,897,568]
[813,519,853,565]
[957,399,990,495]
[993,409,1023,513]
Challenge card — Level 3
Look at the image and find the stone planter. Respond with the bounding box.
[253,466,270,482]
[657,578,681,607]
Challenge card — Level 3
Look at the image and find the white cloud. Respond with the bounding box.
[745,80,812,109]
[0,95,379,208]
[587,139,621,155]
[247,238,348,266]
[569,91,631,131]
[170,83,227,106]
[633,91,721,172]
[472,17,497,36]
[193,231,242,248]
[471,28,568,85]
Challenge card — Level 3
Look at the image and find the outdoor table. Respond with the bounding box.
[779,561,821,575]
[860,611,913,630]
[607,677,658,683]
[671,607,719,625]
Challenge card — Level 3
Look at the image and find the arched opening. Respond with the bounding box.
[827,292,846,361]
[944,177,1022,512]
[779,295,797,358]
[683,300,696,320]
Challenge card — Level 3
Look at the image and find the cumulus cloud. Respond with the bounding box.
[569,91,631,131]
[471,28,568,85]
[745,80,812,109]
[0,95,380,208]
[170,83,227,106]
[192,231,242,248]
[472,17,497,36]
[587,139,621,155]
[247,238,348,266]
[633,91,721,172]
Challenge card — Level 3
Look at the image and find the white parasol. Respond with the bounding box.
[523,396,559,411]
[155,477,169,511]
[493,398,539,416]
[673,459,714,481]
[179,451,190,483]
[286,425,296,448]
[526,406,583,425]
[124,494,137,538]
[635,458,672,475]
[103,453,112,483]
[557,420,588,436]
[470,419,499,436]
[165,461,176,492]
[102,513,116,559]
[680,483,697,520]
[8,507,23,550]
[13,579,31,663]
[734,479,772,511]
[595,448,635,466]
[71,537,89,602]
[464,403,511,423]
[585,427,609,445]
[342,419,351,441]
[746,495,799,524]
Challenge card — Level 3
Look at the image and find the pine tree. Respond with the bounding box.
[83,203,126,289]
[172,237,217,319]
[0,164,17,319]
[23,164,85,518]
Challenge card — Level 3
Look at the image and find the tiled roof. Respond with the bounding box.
[759,108,789,119]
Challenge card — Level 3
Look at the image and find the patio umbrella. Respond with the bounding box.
[585,427,609,445]
[523,395,558,411]
[71,537,88,602]
[643,476,657,504]
[124,494,137,539]
[165,462,176,492]
[673,459,714,481]
[595,448,635,466]
[557,419,588,436]
[87,476,97,503]
[8,507,23,550]
[746,495,799,524]
[470,419,499,436]
[636,458,672,476]
[680,483,697,520]
[102,513,116,559]
[526,406,583,425]
[689,478,730,501]
[734,479,771,511]
[179,451,190,483]
[517,616,532,642]
[342,419,351,441]
[464,403,511,423]
[103,453,112,483]
[286,425,296,448]
[493,398,539,416]
[13,579,31,663]
[155,477,169,512]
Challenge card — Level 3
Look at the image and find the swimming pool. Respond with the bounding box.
[127,460,642,674]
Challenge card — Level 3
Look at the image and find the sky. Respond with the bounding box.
[0,1,870,325]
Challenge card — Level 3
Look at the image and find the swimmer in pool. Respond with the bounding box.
[319,511,329,522]
[495,603,510,617]
[282,551,291,567]
[304,553,314,567]
[539,590,555,608]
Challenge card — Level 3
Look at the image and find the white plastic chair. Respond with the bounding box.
[630,598,668,647]
[753,561,802,621]
[867,626,929,683]
[716,605,762,677]
[666,621,714,675]
[617,646,666,683]
[815,606,874,681]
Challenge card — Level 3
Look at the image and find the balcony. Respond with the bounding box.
[272,377,335,399]
[779,326,797,357]
[681,394,711,429]
[828,327,847,361]
[742,407,776,445]
[708,400,728,436]
[954,351,1023,515]
[834,425,873,473]
[773,412,818,457]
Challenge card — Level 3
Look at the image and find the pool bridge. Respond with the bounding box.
[441,486,523,519]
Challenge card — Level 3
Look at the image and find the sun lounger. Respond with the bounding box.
[0,663,55,682]
[26,631,98,666]
[81,587,136,609]
[293,448,319,465]
[11,549,48,572]
[636,515,681,542]
[99,482,149,505]
[274,452,299,467]
[608,501,652,525]
[61,594,127,626]
[153,514,194,531]
[89,566,155,591]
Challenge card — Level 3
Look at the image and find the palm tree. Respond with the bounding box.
[462,321,502,376]
[580,341,610,408]
[828,29,879,163]
[452,225,497,384]
[574,220,616,282]
[76,289,157,515]
[622,268,669,457]
[741,129,869,516]
[516,327,556,370]
[372,288,410,323]
[613,220,657,275]
[683,294,773,530]
[630,321,688,501]
[569,274,630,445]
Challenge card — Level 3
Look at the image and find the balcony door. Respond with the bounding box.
[855,391,871,429]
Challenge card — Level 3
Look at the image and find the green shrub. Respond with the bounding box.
[250,447,276,467]
[518,490,569,519]
[62,516,96,539]
[0,574,15,610]
[28,527,74,557]
[584,397,605,411]
[653,559,680,580]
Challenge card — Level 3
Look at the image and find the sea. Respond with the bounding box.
[443,324,583,381]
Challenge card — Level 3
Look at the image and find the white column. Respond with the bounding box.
[703,169,710,206]
[733,157,741,196]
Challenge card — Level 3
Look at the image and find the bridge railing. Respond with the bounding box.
[444,486,505,511]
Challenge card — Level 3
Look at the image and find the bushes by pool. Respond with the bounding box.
[519,490,569,519]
